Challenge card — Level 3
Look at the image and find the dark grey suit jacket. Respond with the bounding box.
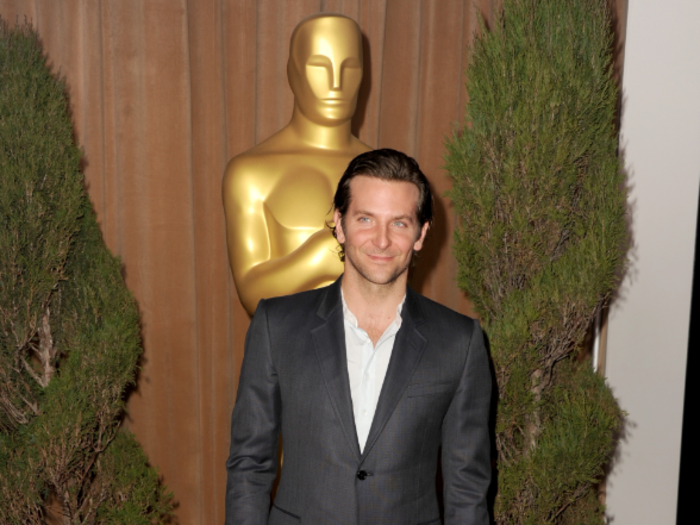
[226,278,491,525]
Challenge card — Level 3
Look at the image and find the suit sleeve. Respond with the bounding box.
[225,299,281,525]
[441,318,492,525]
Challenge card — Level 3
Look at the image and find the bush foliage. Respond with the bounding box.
[445,0,627,522]
[0,20,171,524]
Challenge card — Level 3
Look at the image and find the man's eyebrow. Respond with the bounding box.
[351,209,416,222]
[351,208,375,216]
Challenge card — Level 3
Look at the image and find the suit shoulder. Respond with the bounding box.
[260,286,328,320]
[413,292,476,322]
[411,292,480,337]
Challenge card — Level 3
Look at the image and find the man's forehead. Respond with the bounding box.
[347,176,420,214]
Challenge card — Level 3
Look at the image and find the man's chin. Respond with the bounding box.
[356,266,409,287]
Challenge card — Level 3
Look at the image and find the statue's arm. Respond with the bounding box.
[223,161,343,315]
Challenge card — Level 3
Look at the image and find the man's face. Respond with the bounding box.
[334,176,429,287]
[288,17,363,125]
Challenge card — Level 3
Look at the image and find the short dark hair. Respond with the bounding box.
[331,148,433,260]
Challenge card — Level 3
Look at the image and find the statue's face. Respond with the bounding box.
[288,16,363,125]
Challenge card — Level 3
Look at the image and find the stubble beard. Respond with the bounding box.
[343,246,413,289]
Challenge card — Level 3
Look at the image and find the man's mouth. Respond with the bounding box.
[366,253,395,262]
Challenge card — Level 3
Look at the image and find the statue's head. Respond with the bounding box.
[287,14,363,125]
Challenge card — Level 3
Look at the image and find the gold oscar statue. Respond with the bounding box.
[223,14,370,315]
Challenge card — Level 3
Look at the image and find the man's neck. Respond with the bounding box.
[341,272,407,344]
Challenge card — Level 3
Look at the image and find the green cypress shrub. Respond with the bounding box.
[445,0,627,522]
[0,20,171,524]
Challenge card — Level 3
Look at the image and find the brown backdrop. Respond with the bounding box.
[0,1,625,523]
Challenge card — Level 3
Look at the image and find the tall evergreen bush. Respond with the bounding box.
[445,0,627,522]
[0,20,171,524]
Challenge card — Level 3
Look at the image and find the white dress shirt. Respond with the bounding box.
[341,291,405,453]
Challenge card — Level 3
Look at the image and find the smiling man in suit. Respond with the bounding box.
[226,149,492,525]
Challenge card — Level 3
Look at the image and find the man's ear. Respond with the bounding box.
[333,209,346,243]
[413,222,430,252]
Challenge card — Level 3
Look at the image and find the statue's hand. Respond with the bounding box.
[303,228,344,280]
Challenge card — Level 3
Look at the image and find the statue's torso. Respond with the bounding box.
[229,147,365,257]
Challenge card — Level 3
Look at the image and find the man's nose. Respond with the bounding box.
[373,225,390,249]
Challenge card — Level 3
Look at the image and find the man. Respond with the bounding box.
[226,149,492,525]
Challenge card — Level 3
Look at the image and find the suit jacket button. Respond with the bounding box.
[357,470,368,480]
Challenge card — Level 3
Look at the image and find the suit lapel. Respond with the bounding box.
[361,287,427,460]
[311,278,362,461]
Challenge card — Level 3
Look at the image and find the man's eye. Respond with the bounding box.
[394,221,406,227]
[359,217,370,223]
